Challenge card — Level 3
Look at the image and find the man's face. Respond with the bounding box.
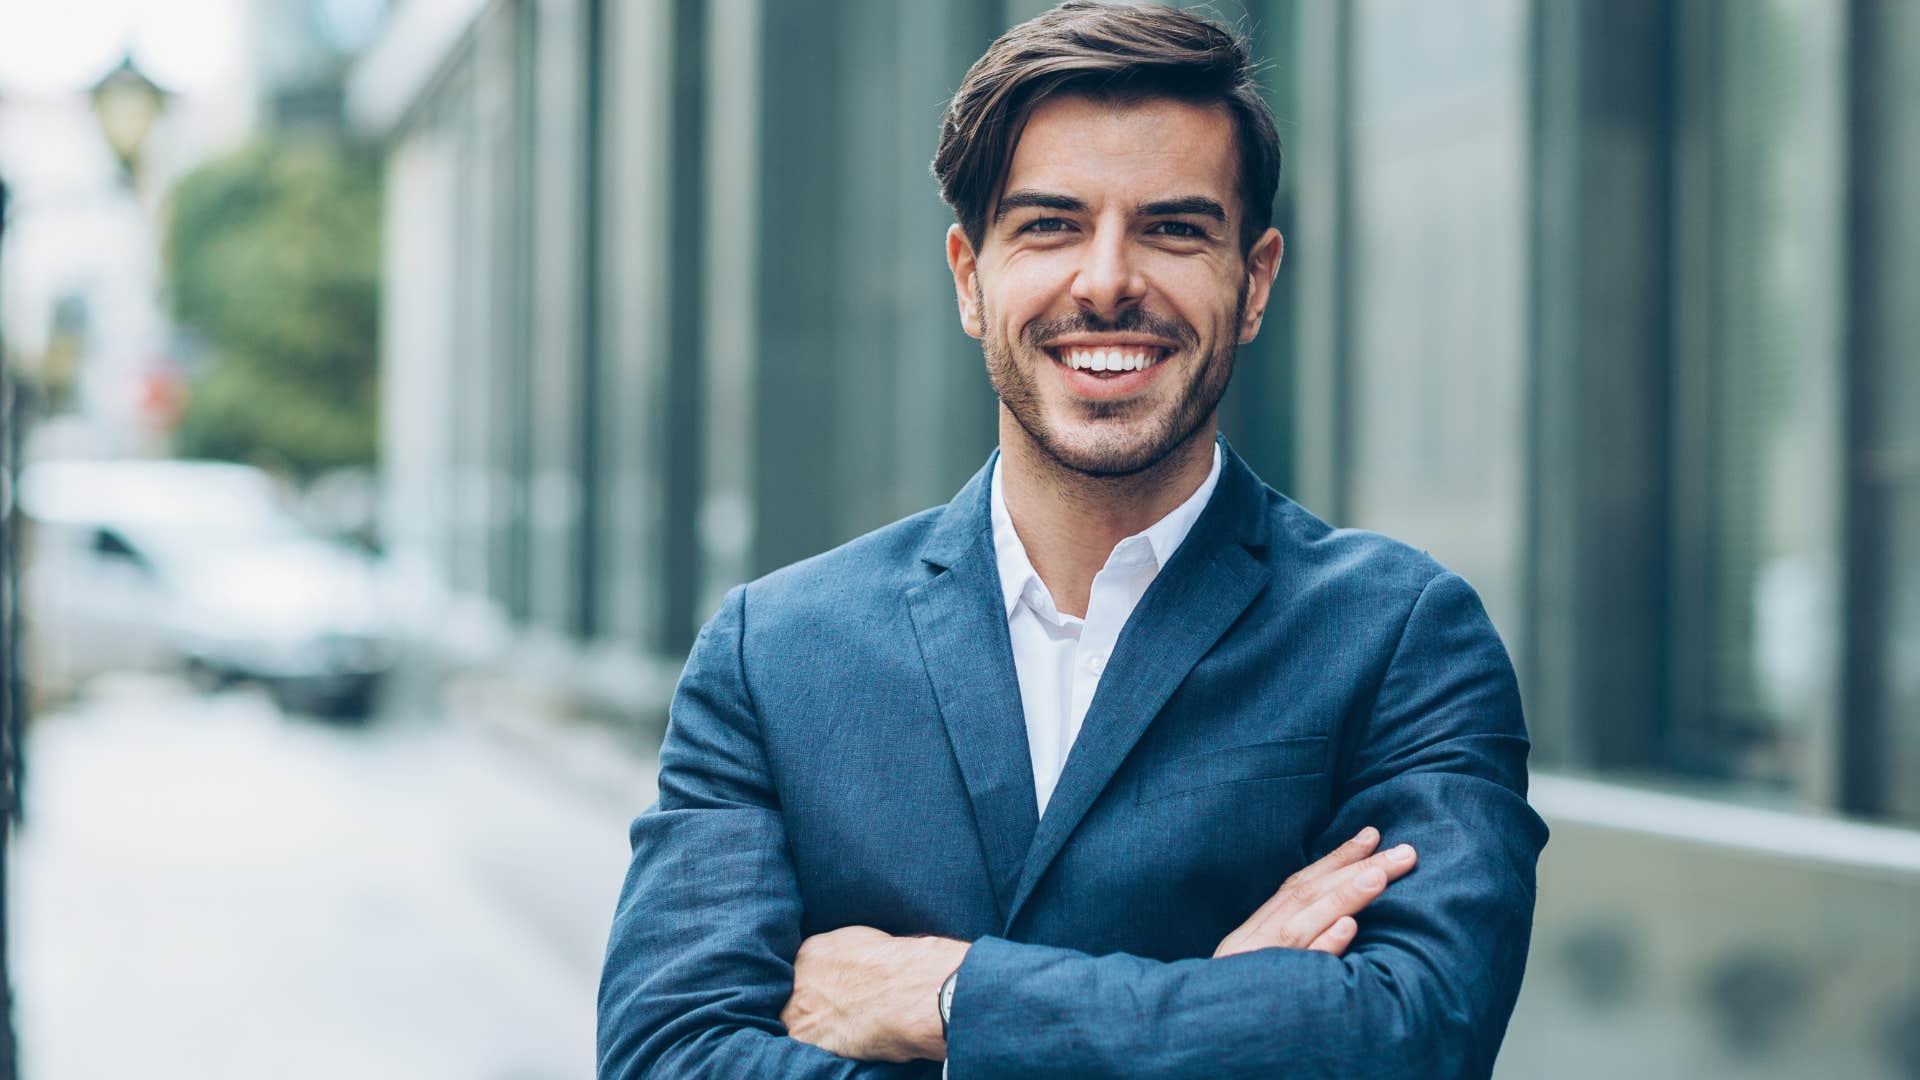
[947,93,1282,477]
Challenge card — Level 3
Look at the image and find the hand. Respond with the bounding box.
[1213,826,1417,959]
[782,926,970,1062]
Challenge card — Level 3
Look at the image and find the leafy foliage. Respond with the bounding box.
[165,138,381,480]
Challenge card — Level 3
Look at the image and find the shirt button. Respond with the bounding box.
[1087,652,1105,675]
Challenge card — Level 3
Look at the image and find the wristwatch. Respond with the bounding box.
[938,967,959,1039]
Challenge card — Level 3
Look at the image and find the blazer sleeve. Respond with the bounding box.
[946,570,1551,1079]
[596,584,936,1080]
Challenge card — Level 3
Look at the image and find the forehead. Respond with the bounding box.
[1000,93,1239,211]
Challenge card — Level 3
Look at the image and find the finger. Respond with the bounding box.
[1283,827,1382,892]
[1252,842,1414,943]
[1215,834,1403,959]
[1215,905,1270,957]
[1239,827,1382,932]
[780,997,804,1032]
[1316,843,1419,903]
[1306,915,1357,955]
[1292,842,1418,907]
[1280,865,1387,946]
[1279,845,1417,946]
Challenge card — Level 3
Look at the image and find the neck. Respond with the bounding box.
[997,410,1217,619]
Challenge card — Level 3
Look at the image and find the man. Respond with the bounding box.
[598,3,1548,1077]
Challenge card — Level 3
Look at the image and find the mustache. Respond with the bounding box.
[1021,308,1198,351]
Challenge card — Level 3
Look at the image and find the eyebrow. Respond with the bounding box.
[993,190,1086,224]
[1138,196,1228,223]
[992,189,1230,226]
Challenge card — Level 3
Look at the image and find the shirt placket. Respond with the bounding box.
[1068,541,1154,745]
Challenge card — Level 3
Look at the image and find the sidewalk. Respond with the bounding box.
[8,672,660,1080]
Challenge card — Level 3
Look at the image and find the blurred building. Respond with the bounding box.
[350,1,1919,1077]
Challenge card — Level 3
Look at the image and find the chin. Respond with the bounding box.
[1035,422,1185,478]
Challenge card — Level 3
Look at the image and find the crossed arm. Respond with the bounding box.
[597,572,1549,1079]
[777,825,1418,1062]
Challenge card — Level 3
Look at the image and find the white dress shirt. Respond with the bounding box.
[988,443,1223,817]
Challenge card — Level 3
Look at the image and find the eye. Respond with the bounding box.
[1018,217,1075,235]
[1148,221,1208,239]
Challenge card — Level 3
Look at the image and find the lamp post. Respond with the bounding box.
[87,55,177,452]
[88,56,170,182]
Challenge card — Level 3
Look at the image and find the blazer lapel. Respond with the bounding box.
[906,455,1038,924]
[1005,439,1273,927]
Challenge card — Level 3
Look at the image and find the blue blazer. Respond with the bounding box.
[599,437,1549,1079]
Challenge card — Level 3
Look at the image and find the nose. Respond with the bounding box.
[1069,221,1145,320]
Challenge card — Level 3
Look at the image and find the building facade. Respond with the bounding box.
[351,2,1919,1076]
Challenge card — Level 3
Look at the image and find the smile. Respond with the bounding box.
[1047,345,1168,375]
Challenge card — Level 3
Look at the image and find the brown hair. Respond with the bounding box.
[933,1,1282,256]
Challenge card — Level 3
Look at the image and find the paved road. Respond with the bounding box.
[8,672,658,1080]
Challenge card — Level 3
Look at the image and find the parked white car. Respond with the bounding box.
[19,459,394,718]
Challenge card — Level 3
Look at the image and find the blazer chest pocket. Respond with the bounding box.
[1137,735,1329,805]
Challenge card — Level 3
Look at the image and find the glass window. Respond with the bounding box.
[1858,0,1920,824]
[1343,0,1531,639]
[1667,0,1847,801]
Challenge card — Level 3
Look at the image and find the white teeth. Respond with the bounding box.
[1059,346,1161,372]
[1060,347,1156,371]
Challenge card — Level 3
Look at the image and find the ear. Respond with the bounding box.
[1237,227,1284,343]
[946,224,984,339]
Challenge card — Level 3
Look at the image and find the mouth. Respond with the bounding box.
[1045,344,1170,375]
[1042,342,1174,398]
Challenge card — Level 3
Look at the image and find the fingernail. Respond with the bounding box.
[1355,826,1377,845]
[1388,844,1415,863]
[1357,868,1386,890]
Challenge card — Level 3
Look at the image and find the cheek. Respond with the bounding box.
[1149,263,1240,331]
[992,254,1075,318]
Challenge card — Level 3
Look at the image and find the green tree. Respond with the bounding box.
[164,138,381,480]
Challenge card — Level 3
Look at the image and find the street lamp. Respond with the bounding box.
[87,56,170,179]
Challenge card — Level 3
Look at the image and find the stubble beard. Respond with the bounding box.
[978,287,1244,479]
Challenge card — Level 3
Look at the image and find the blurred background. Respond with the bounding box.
[0,0,1915,1077]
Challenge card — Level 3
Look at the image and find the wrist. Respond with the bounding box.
[899,937,970,1060]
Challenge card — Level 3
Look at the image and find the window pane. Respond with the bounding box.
[1670,0,1846,797]
[1345,0,1530,638]
[1862,0,1920,823]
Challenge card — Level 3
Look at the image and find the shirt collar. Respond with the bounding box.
[988,441,1224,620]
